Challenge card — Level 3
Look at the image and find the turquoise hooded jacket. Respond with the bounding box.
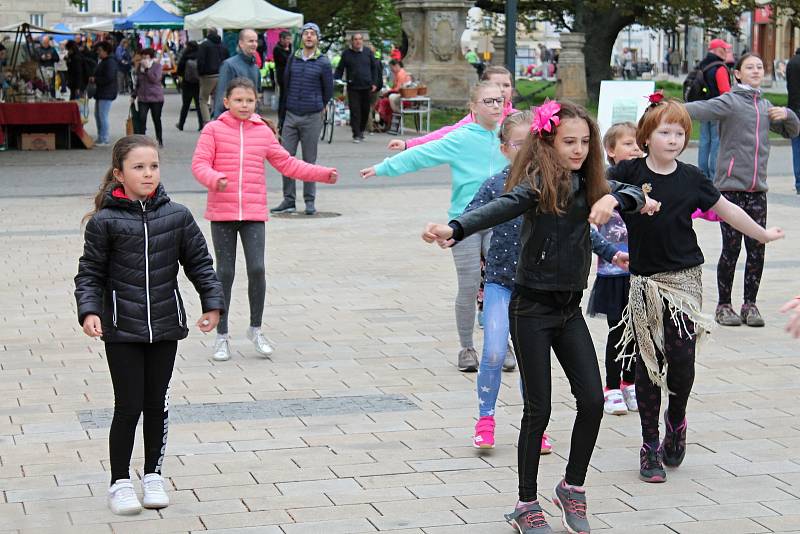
[374,122,508,219]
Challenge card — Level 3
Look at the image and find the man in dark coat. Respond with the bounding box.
[90,41,118,146]
[335,33,381,142]
[787,47,800,194]
[197,29,228,125]
[273,30,292,130]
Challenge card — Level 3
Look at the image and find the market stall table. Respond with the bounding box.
[0,101,93,149]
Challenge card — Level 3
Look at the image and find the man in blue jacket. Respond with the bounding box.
[213,29,260,118]
[271,22,333,216]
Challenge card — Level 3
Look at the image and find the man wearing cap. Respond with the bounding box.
[697,38,732,180]
[271,22,333,216]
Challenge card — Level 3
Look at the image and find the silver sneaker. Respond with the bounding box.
[247,327,274,356]
[503,340,516,371]
[458,347,478,372]
[212,335,231,361]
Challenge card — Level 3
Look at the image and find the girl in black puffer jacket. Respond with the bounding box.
[74,135,225,516]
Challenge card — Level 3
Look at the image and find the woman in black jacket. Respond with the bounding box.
[65,40,85,101]
[75,135,225,516]
[175,41,203,131]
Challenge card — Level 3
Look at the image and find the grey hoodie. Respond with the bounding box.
[685,85,800,192]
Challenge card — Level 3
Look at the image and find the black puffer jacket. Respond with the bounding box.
[75,184,225,343]
[450,175,644,292]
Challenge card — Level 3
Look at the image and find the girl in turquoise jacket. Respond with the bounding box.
[361,81,508,372]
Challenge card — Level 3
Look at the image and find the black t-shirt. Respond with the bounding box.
[608,158,721,276]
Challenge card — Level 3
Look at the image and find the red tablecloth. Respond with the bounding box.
[0,101,92,148]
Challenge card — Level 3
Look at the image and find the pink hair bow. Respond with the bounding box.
[530,100,561,136]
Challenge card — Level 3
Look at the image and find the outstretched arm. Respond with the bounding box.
[712,195,784,243]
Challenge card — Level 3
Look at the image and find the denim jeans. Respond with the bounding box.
[477,283,512,417]
[698,121,720,180]
[792,135,800,191]
[94,99,113,143]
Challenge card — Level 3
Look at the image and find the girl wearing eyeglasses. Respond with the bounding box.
[361,81,508,372]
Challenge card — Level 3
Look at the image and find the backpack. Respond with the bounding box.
[683,61,726,102]
[184,58,199,83]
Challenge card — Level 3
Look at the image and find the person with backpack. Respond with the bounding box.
[685,39,732,180]
[197,29,229,126]
[175,41,203,132]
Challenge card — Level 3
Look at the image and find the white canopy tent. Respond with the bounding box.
[78,19,116,32]
[183,0,303,30]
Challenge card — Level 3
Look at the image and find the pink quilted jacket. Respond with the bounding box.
[192,111,335,221]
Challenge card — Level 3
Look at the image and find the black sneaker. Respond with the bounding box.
[661,412,687,467]
[639,443,666,483]
[271,200,296,214]
[504,501,553,534]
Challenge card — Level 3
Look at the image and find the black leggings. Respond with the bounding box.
[210,221,266,335]
[635,310,696,445]
[606,315,635,390]
[510,292,604,502]
[178,81,203,130]
[106,341,177,484]
[137,101,164,144]
[717,191,767,305]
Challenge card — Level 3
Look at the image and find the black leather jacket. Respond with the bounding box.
[451,174,644,292]
[75,184,225,343]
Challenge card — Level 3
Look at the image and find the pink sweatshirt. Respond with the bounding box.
[192,111,335,222]
[405,100,519,148]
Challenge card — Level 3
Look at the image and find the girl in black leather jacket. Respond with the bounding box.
[75,135,225,515]
[423,101,654,534]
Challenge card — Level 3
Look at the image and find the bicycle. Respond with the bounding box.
[320,98,336,144]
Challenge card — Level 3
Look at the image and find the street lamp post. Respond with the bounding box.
[505,0,517,78]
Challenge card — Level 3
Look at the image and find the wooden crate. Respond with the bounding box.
[20,133,56,151]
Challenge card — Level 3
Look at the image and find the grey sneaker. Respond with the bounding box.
[504,501,553,534]
[503,341,516,371]
[270,200,296,214]
[740,303,765,327]
[246,327,274,356]
[304,203,317,216]
[715,304,742,326]
[212,335,231,361]
[553,479,591,534]
[457,347,478,372]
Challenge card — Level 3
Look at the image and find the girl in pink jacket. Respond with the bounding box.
[192,77,338,362]
[386,65,519,151]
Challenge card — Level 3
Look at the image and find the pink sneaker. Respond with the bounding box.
[541,433,553,455]
[473,416,495,449]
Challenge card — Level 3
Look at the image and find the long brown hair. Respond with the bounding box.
[505,100,609,215]
[83,135,159,223]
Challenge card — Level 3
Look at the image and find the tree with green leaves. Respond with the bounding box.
[475,0,800,100]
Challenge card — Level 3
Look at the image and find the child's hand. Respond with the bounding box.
[197,310,220,333]
[612,251,630,271]
[780,297,800,338]
[640,195,661,216]
[328,169,338,184]
[762,226,785,243]
[217,177,228,192]
[82,314,103,337]
[387,140,405,151]
[360,166,376,179]
[422,223,454,246]
[768,106,789,121]
[588,194,619,225]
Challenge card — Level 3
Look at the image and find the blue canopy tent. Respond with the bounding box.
[51,23,73,43]
[113,0,184,30]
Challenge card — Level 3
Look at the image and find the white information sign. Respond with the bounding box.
[597,80,656,142]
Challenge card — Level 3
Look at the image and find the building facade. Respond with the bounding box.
[0,0,154,31]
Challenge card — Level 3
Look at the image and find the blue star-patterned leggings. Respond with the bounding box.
[477,283,512,417]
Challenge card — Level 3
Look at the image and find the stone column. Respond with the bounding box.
[555,32,588,107]
[392,0,474,106]
[491,34,505,66]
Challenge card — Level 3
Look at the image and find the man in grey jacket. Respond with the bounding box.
[213,29,260,118]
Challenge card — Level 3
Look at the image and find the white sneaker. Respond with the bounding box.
[604,388,628,415]
[246,327,274,356]
[141,473,169,509]
[107,479,142,515]
[212,334,231,361]
[622,384,638,412]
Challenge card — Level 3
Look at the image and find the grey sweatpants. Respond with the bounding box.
[281,110,323,204]
[210,221,266,335]
[451,230,492,348]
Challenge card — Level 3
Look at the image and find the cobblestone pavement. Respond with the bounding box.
[1,95,800,533]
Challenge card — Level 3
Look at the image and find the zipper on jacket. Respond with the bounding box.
[140,200,153,343]
[727,156,735,177]
[238,121,244,221]
[112,289,118,327]
[751,94,760,192]
[173,289,183,327]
